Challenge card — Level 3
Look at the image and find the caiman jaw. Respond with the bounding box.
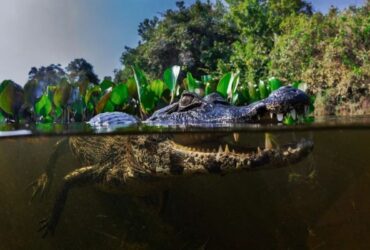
[169,137,314,175]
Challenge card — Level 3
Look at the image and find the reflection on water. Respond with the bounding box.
[0,129,369,249]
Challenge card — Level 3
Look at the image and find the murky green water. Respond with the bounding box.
[0,117,369,249]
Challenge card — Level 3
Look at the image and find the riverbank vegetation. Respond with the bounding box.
[0,0,368,123]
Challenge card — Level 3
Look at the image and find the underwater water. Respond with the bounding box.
[0,118,369,250]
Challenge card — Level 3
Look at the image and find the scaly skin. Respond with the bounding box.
[34,134,313,237]
[30,86,314,237]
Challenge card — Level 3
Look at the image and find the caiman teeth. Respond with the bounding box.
[290,109,297,120]
[265,133,273,150]
[225,144,230,153]
[277,113,284,122]
[233,133,240,142]
[218,145,223,153]
[270,113,274,119]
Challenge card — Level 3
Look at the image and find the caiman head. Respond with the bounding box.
[146,86,310,125]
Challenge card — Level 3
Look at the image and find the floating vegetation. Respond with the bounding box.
[0,66,314,124]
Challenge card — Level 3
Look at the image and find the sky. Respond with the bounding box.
[0,0,366,85]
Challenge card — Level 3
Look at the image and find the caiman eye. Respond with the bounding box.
[178,92,202,111]
[180,94,194,107]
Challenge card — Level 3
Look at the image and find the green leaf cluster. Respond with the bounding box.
[0,64,313,124]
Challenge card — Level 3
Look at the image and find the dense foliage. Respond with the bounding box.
[225,0,312,82]
[269,6,370,115]
[116,0,237,81]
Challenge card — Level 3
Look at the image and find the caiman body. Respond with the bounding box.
[31,86,314,237]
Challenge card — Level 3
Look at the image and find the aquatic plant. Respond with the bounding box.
[0,65,313,124]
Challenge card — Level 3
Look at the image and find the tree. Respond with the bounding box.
[66,58,100,84]
[119,0,237,80]
[226,0,312,82]
[269,4,369,115]
[27,64,67,90]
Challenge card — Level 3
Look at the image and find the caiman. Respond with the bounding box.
[29,86,314,237]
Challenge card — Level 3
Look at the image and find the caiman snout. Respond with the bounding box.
[263,86,311,121]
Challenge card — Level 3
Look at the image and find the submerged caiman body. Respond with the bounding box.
[30,86,314,237]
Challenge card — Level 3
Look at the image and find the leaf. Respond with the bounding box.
[72,98,85,117]
[163,65,180,92]
[42,115,54,123]
[95,88,112,114]
[268,77,282,91]
[205,82,213,96]
[150,80,167,98]
[126,78,137,97]
[186,72,200,92]
[35,93,52,116]
[258,80,268,99]
[0,112,5,123]
[0,80,24,116]
[283,115,295,125]
[291,80,308,92]
[132,66,149,103]
[67,87,81,107]
[53,79,71,108]
[110,83,129,106]
[103,100,115,112]
[232,85,249,105]
[140,89,157,113]
[24,80,44,107]
[291,81,301,89]
[231,73,240,94]
[201,75,212,84]
[217,72,240,100]
[84,85,101,104]
[216,73,232,99]
[298,82,308,92]
[87,101,94,111]
[54,106,63,118]
[248,82,259,102]
[77,77,90,96]
[309,95,316,113]
[100,80,115,92]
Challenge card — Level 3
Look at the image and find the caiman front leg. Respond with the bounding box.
[28,138,69,200]
[39,164,110,238]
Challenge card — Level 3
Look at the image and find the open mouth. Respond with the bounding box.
[254,106,311,123]
[171,133,278,156]
[169,132,314,171]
